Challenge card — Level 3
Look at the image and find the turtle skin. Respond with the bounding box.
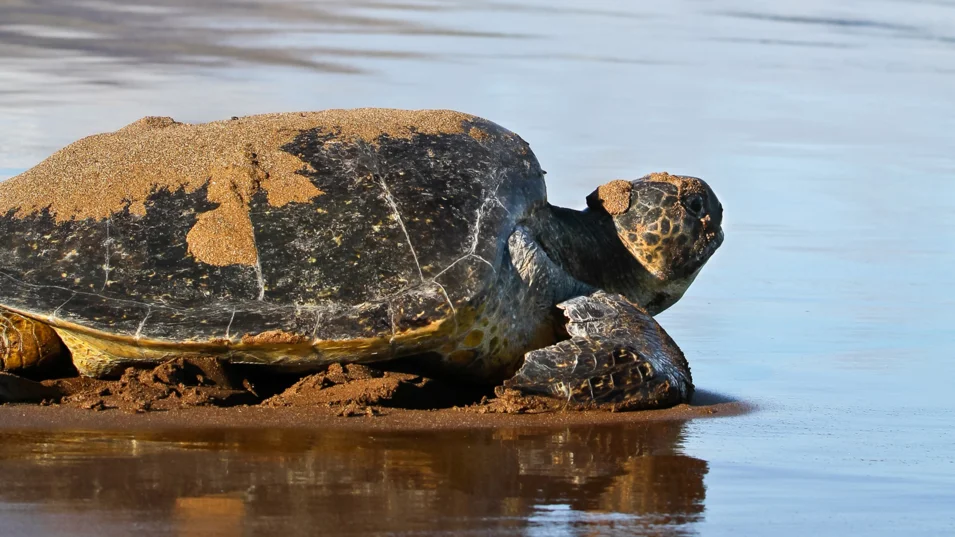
[504,292,693,410]
[0,311,63,373]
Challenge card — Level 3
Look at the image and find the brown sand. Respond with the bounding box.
[0,109,478,267]
[588,179,633,215]
[0,109,478,222]
[240,329,311,345]
[0,358,750,431]
[0,399,749,432]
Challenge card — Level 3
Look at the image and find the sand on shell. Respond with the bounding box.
[0,109,480,268]
[0,357,750,431]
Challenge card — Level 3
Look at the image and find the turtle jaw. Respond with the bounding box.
[686,227,723,274]
[650,223,723,282]
[631,225,723,314]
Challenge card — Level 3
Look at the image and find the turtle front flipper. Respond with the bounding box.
[0,310,65,374]
[502,291,693,411]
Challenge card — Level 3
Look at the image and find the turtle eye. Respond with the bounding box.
[684,194,705,217]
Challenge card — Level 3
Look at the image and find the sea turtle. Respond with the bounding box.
[0,109,723,409]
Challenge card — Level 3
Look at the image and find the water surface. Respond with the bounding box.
[1,0,954,535]
[0,424,707,536]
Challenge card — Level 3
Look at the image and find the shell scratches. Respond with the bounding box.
[0,109,481,268]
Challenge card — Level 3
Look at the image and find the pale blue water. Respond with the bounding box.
[1,0,954,535]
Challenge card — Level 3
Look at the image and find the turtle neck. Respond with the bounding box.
[527,204,668,312]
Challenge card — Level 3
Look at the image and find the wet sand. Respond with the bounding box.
[0,392,748,432]
[0,358,749,431]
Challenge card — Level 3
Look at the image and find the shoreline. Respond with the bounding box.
[0,389,751,432]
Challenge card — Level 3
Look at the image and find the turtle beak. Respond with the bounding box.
[697,228,723,263]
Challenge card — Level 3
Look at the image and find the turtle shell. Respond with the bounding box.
[0,109,546,365]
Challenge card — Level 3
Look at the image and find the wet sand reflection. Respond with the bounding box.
[0,421,706,535]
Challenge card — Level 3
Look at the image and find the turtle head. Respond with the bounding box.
[586,172,724,283]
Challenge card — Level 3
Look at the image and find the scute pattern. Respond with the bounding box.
[0,114,546,362]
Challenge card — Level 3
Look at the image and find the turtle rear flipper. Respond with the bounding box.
[0,310,65,374]
[503,292,693,411]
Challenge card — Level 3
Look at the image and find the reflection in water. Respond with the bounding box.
[0,0,523,75]
[175,496,246,537]
[3,0,954,533]
[0,422,706,536]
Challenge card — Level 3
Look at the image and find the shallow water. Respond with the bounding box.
[1,0,954,535]
[0,424,709,536]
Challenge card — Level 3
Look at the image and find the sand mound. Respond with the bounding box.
[0,358,739,420]
[0,358,510,415]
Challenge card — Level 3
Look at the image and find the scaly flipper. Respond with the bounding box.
[0,310,65,373]
[503,291,693,410]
